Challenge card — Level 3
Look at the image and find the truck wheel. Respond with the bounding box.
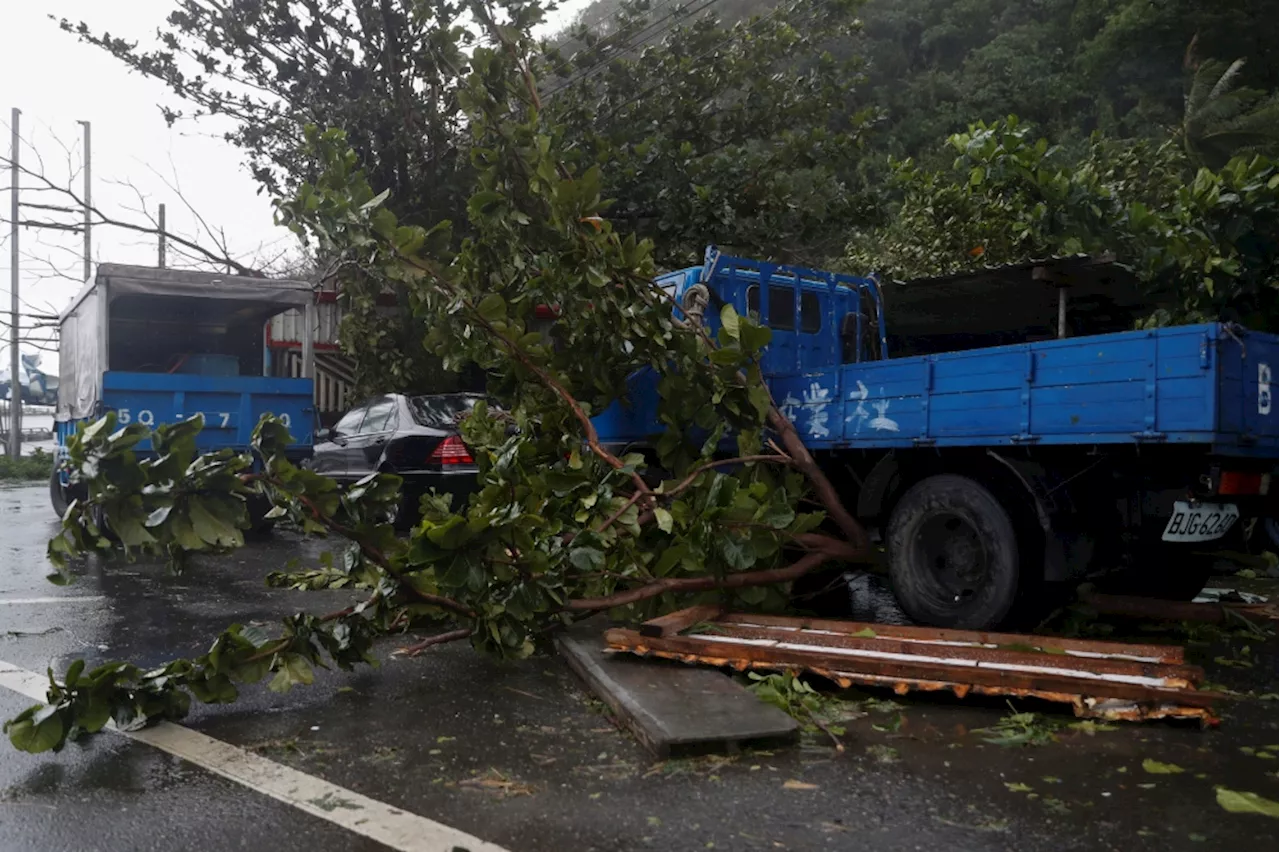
[245,493,277,538]
[49,466,70,518]
[887,474,1021,629]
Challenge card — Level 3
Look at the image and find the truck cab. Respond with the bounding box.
[52,264,317,520]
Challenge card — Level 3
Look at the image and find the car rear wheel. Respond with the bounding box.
[887,474,1022,629]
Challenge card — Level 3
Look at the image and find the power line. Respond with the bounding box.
[541,0,717,101]
[543,0,683,57]
[540,0,720,101]
[591,1,791,126]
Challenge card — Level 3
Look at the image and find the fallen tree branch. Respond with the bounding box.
[647,275,871,558]
[766,407,868,556]
[394,250,653,498]
[565,551,828,611]
[394,627,472,656]
[244,472,477,620]
[662,453,794,498]
[597,490,644,533]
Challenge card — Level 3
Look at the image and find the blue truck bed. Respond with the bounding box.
[55,371,315,455]
[595,322,1277,458]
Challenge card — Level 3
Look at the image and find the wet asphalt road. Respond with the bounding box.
[0,481,1277,852]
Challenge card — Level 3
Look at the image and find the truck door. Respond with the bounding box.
[345,396,398,481]
[747,282,800,377]
[747,281,833,368]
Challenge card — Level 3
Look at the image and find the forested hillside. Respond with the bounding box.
[542,0,1277,329]
[548,0,1278,162]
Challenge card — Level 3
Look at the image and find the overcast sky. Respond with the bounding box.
[0,0,587,372]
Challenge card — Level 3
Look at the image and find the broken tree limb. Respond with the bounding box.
[566,552,828,611]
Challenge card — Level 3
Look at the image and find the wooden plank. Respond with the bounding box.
[720,611,1185,664]
[639,605,724,638]
[604,628,1218,709]
[557,620,798,758]
[716,623,1203,686]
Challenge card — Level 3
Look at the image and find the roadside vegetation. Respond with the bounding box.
[0,449,54,483]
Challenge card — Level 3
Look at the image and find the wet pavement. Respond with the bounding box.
[0,481,1277,851]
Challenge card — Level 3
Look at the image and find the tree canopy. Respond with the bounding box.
[845,118,1278,330]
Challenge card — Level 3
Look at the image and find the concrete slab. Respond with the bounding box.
[556,618,798,758]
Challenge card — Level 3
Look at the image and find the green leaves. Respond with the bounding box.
[719,304,740,340]
[5,704,64,753]
[1142,759,1184,775]
[189,499,243,548]
[1215,787,1279,817]
[10,6,879,758]
[477,292,507,322]
[268,655,315,694]
[849,116,1276,333]
[653,507,674,533]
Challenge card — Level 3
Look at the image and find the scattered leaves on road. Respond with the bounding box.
[1041,797,1071,815]
[973,707,1060,747]
[865,744,899,764]
[871,713,904,733]
[1004,782,1034,793]
[1142,759,1184,775]
[782,779,819,790]
[1215,787,1279,817]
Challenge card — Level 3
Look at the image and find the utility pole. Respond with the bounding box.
[8,108,21,459]
[78,120,90,282]
[158,203,166,268]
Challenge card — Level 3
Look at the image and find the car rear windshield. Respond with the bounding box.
[408,394,489,429]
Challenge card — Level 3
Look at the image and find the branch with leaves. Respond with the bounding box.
[6,7,871,755]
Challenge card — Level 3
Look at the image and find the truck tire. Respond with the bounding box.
[245,493,277,538]
[49,466,70,518]
[887,474,1021,629]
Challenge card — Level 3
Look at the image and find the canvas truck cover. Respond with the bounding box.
[57,264,314,421]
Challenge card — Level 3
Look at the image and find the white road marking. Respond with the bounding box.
[0,596,106,605]
[0,659,509,852]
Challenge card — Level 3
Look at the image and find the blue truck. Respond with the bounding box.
[591,249,1278,629]
[51,264,317,525]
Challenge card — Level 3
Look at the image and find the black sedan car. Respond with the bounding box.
[310,393,487,522]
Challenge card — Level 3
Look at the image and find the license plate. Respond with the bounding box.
[1162,501,1239,543]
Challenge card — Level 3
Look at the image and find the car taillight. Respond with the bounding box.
[428,435,473,466]
[1218,471,1265,495]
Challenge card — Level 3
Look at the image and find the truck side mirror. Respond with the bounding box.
[315,427,332,442]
